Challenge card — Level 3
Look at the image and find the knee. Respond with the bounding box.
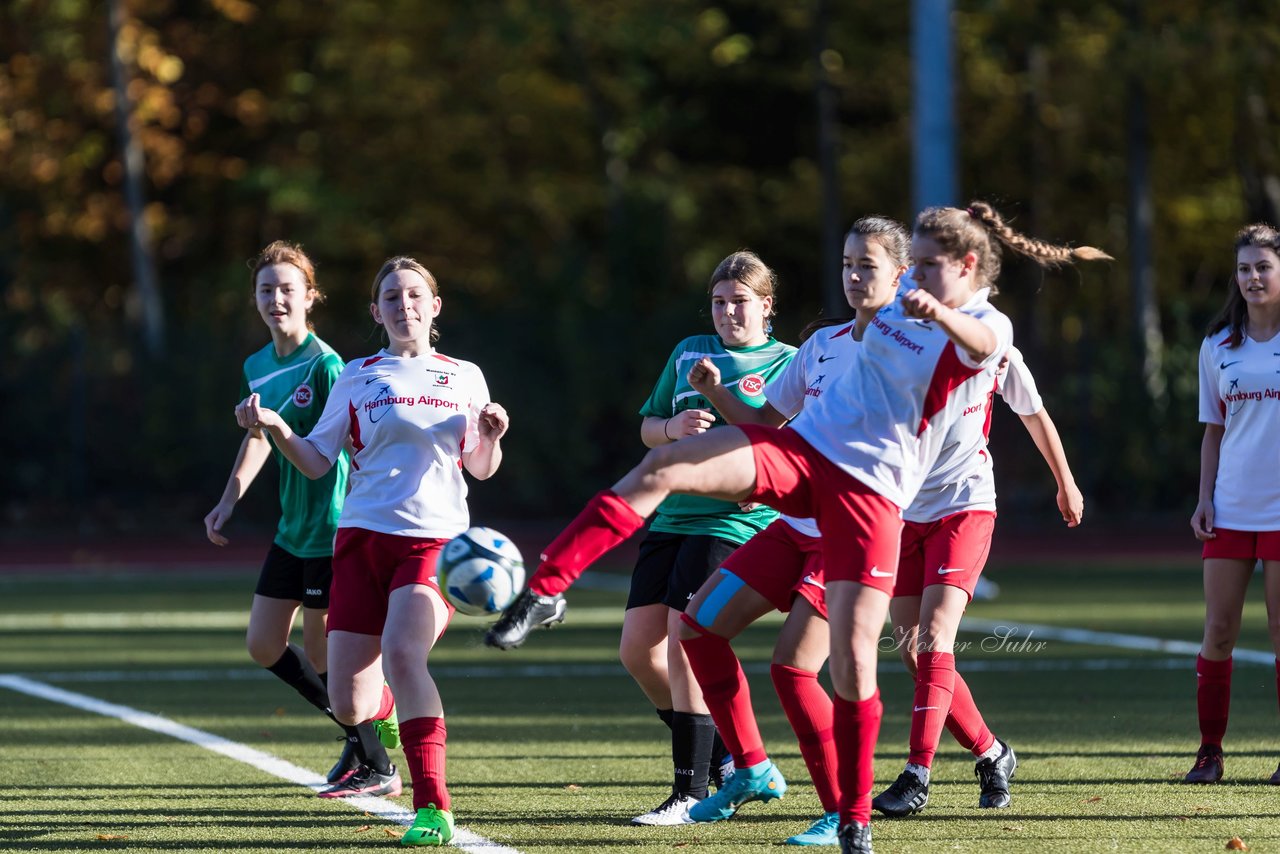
[1203,615,1241,651]
[380,639,423,684]
[245,630,282,669]
[619,639,661,678]
[638,446,679,491]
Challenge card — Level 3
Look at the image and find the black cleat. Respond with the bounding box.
[326,737,360,784]
[872,768,929,816]
[484,589,567,650]
[976,739,1017,807]
[1269,761,1280,785]
[1183,744,1223,784]
[838,821,873,854]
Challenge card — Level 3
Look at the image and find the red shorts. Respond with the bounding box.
[893,511,996,600]
[720,519,827,619]
[1202,528,1280,561]
[328,527,455,636]
[740,424,903,594]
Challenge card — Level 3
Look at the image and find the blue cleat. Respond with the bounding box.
[785,811,839,846]
[688,759,786,822]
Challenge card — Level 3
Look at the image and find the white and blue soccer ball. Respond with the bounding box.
[437,526,526,617]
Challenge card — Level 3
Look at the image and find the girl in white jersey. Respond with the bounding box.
[873,340,1083,817]
[235,256,509,847]
[1186,223,1280,785]
[486,202,1104,853]
[203,241,397,795]
[674,217,909,846]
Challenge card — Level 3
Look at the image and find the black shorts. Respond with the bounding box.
[254,543,333,610]
[626,531,740,611]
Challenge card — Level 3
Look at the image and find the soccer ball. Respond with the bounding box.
[437,526,526,617]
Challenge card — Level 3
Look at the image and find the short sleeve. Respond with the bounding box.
[305,364,356,463]
[638,342,683,419]
[996,347,1043,416]
[463,363,492,453]
[956,308,1014,371]
[764,339,813,419]
[312,353,345,406]
[1198,338,1225,425]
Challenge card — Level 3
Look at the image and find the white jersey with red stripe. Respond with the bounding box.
[905,345,1043,523]
[787,288,1013,509]
[764,320,861,539]
[304,349,490,538]
[1198,330,1280,530]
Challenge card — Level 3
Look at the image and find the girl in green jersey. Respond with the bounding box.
[488,251,796,825]
[204,241,397,795]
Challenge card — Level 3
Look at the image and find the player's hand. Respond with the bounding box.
[1191,499,1216,541]
[204,501,233,546]
[687,357,722,395]
[477,402,509,442]
[737,501,762,512]
[668,408,716,440]
[1058,481,1084,528]
[235,393,281,430]
[901,288,946,321]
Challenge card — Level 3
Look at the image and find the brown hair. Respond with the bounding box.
[708,250,778,324]
[371,256,441,344]
[914,201,1112,294]
[1208,223,1280,348]
[847,215,910,267]
[250,241,324,324]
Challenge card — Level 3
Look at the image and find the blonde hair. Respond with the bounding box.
[370,256,441,344]
[914,201,1112,293]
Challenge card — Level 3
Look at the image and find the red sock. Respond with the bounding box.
[945,672,995,755]
[679,616,768,768]
[401,716,449,811]
[372,684,395,721]
[771,663,839,813]
[907,651,955,767]
[1196,654,1232,747]
[528,490,645,597]
[833,690,882,827]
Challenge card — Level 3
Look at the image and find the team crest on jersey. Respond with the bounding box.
[293,383,314,408]
[739,374,765,396]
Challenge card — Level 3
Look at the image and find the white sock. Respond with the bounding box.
[975,740,1003,763]
[904,762,930,784]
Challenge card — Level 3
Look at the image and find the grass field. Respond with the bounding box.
[3,554,1280,853]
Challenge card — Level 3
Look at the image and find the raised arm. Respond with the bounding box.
[687,356,788,427]
[1017,407,1084,527]
[235,393,334,480]
[463,402,509,480]
[901,289,999,363]
[204,429,272,545]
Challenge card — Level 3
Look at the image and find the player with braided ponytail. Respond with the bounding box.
[868,204,1105,832]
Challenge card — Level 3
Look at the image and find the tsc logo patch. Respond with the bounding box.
[293,383,313,408]
[739,373,765,396]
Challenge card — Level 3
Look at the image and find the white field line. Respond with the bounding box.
[959,618,1276,666]
[22,654,1264,686]
[0,674,521,853]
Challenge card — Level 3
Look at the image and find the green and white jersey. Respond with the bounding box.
[240,334,349,557]
[639,334,797,544]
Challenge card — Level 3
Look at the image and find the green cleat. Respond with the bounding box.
[401,805,454,847]
[375,705,401,750]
